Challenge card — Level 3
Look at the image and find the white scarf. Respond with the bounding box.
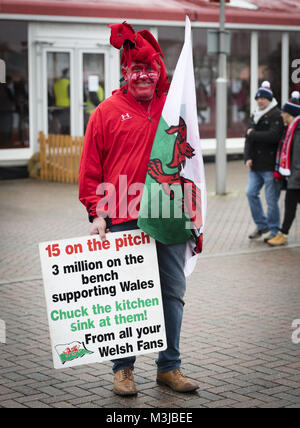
[252,98,278,124]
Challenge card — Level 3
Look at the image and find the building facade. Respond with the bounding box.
[0,0,300,165]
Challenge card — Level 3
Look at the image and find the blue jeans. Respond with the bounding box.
[246,170,280,235]
[110,220,186,374]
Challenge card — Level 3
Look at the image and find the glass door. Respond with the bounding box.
[46,51,71,135]
[40,45,118,139]
[82,53,105,133]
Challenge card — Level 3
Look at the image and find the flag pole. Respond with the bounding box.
[216,0,227,195]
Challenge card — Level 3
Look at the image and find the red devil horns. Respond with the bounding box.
[108,21,136,50]
[108,21,169,96]
[108,21,164,61]
[137,30,164,59]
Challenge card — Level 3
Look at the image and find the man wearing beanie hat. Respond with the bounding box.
[267,91,300,246]
[244,81,284,241]
[79,22,199,396]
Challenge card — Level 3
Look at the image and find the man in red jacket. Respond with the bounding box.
[79,23,199,396]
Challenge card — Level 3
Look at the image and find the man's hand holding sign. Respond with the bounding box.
[39,231,167,369]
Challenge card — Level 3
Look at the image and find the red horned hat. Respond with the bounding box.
[108,22,169,96]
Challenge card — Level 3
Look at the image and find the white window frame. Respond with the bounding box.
[27,22,120,158]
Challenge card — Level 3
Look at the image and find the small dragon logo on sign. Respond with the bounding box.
[55,342,93,365]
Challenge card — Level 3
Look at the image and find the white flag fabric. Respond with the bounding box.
[138,16,207,276]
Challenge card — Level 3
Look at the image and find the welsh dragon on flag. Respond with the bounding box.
[138,16,207,276]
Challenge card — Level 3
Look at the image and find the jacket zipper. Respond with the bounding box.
[147,98,154,122]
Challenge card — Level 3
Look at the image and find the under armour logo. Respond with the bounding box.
[121,113,132,121]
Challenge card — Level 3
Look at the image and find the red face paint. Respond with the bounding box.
[123,62,160,101]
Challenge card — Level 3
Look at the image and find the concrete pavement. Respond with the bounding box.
[0,160,300,408]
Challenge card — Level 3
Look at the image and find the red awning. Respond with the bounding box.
[0,0,300,27]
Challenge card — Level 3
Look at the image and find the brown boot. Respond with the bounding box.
[267,232,287,247]
[113,368,137,396]
[157,369,199,392]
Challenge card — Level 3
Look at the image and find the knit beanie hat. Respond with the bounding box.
[108,21,169,96]
[282,91,300,117]
[255,81,273,101]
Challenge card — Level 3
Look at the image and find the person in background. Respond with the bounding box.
[244,81,284,242]
[53,68,70,134]
[86,83,104,114]
[268,92,300,246]
[84,81,104,131]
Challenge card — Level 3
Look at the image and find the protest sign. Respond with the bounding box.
[39,230,167,369]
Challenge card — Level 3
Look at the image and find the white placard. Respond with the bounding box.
[88,75,99,92]
[39,230,167,369]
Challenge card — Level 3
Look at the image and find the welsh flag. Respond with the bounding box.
[55,342,93,365]
[138,16,207,276]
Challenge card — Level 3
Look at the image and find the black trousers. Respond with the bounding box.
[281,189,300,234]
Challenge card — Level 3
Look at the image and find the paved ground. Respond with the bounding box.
[0,160,300,408]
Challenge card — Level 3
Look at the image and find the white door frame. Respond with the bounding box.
[28,22,120,157]
[42,47,74,136]
[77,47,111,137]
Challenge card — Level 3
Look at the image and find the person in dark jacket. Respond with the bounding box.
[268,92,300,246]
[244,81,284,241]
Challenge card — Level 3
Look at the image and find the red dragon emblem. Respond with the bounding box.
[63,345,80,357]
[148,117,203,253]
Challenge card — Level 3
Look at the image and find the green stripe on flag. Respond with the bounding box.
[138,116,192,245]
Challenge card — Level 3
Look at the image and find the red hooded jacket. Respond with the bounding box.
[79,86,166,225]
